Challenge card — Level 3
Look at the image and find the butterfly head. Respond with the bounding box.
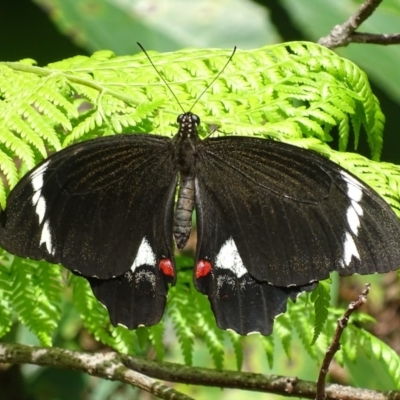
[177,112,200,139]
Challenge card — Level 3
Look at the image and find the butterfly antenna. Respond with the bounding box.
[137,42,186,114]
[137,42,236,114]
[189,46,236,113]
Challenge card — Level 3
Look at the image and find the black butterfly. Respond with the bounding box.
[1,53,400,336]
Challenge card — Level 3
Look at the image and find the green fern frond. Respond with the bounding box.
[281,291,397,383]
[339,318,400,388]
[338,311,376,365]
[135,326,151,350]
[273,313,293,360]
[228,331,244,371]
[289,297,319,361]
[65,110,106,145]
[341,322,361,363]
[0,151,16,209]
[198,321,225,370]
[0,125,36,173]
[70,274,116,347]
[366,333,400,386]
[288,295,399,384]
[338,115,350,151]
[30,261,63,324]
[71,273,142,354]
[70,274,138,354]
[0,296,12,338]
[111,326,138,355]
[310,280,331,344]
[191,289,226,369]
[167,282,195,366]
[147,322,165,360]
[7,257,63,346]
[0,250,13,337]
[261,335,274,369]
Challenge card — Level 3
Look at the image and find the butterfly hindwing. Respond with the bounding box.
[195,256,317,335]
[0,134,179,327]
[87,262,170,329]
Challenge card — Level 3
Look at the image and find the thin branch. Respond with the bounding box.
[348,32,400,45]
[342,0,382,33]
[318,0,400,48]
[315,284,371,400]
[1,342,399,400]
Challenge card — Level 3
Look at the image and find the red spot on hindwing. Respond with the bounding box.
[159,259,174,277]
[195,260,212,278]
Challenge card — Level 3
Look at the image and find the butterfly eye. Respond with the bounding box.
[177,114,184,124]
[192,114,200,125]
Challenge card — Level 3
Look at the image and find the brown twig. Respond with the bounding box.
[349,32,400,45]
[315,284,371,400]
[318,0,400,48]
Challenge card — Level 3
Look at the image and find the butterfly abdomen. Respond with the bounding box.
[173,174,195,249]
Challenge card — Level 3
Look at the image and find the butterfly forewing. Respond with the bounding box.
[1,134,177,276]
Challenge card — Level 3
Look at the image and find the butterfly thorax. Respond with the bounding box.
[173,112,201,249]
[174,112,201,172]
